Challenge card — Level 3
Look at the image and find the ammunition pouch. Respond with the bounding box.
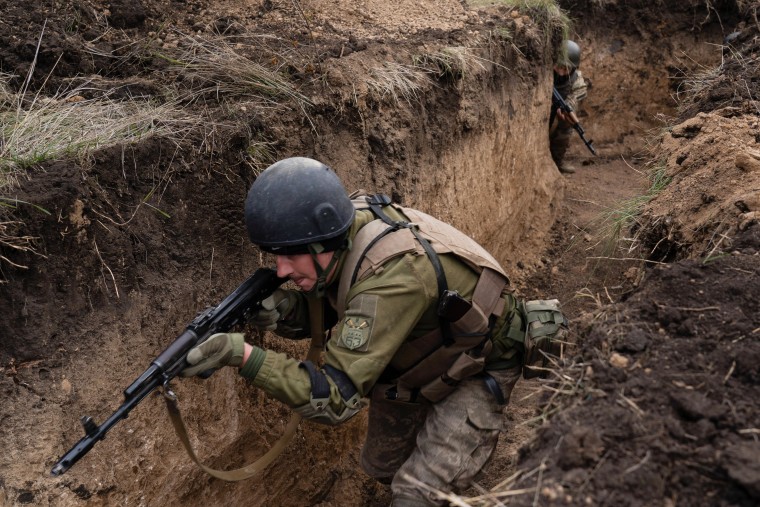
[520,299,568,379]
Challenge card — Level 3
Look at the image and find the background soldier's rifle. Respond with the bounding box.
[551,87,597,156]
[50,268,286,477]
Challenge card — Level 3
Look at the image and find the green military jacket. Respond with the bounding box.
[243,208,521,417]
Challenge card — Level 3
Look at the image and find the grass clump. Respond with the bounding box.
[155,31,313,109]
[595,162,671,256]
[469,0,570,30]
[365,62,432,106]
[0,85,198,177]
[0,25,198,185]
[414,47,490,80]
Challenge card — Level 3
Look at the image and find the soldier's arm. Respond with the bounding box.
[566,71,588,111]
[238,253,435,424]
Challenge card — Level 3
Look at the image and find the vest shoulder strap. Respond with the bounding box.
[337,194,509,318]
[336,219,420,316]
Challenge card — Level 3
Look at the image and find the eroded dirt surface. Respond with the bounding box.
[2,0,759,506]
[505,223,760,506]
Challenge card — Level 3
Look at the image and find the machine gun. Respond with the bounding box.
[50,268,286,477]
[551,87,597,156]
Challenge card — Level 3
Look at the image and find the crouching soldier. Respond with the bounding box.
[181,157,563,506]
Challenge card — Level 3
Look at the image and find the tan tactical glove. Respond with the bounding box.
[180,332,245,377]
[250,289,302,337]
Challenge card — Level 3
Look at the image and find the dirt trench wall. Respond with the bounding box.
[414,80,562,271]
[558,0,733,163]
[310,62,563,275]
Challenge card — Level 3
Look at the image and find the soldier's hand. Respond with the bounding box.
[180,333,245,377]
[250,289,298,331]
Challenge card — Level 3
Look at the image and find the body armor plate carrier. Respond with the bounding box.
[336,193,511,403]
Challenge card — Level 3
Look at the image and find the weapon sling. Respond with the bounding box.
[163,295,327,480]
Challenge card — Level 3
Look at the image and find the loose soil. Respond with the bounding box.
[1,1,759,506]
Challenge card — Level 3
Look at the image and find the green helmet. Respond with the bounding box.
[558,40,581,69]
[244,157,354,255]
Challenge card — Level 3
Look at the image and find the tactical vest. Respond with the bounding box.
[554,69,587,110]
[336,193,511,403]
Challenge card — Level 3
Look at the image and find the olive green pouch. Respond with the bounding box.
[521,299,569,379]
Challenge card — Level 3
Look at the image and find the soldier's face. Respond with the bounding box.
[275,251,336,291]
[554,65,571,77]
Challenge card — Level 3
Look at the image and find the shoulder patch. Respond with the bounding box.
[339,317,372,350]
[336,293,378,352]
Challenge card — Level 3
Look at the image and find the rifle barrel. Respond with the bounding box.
[50,268,286,476]
[51,373,162,476]
[552,87,596,156]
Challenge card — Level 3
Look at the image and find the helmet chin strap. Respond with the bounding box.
[306,242,343,298]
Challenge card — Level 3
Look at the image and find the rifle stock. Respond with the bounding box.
[551,87,597,156]
[50,267,286,476]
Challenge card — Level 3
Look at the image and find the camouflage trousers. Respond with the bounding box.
[549,118,574,166]
[360,367,522,506]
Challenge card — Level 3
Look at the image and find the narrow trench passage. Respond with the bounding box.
[472,158,650,494]
[318,21,731,505]
[468,23,728,494]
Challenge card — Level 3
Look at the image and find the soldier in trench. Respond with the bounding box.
[180,157,563,506]
[550,39,589,174]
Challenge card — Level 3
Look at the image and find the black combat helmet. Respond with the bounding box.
[559,40,581,69]
[244,157,354,254]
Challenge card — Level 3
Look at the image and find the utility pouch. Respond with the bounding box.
[521,299,569,379]
[437,290,472,322]
[420,352,486,402]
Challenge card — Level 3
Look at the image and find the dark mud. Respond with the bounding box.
[510,224,760,505]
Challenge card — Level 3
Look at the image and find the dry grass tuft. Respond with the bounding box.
[0,85,200,177]
[589,160,671,257]
[365,62,432,106]
[470,0,570,36]
[155,31,313,109]
[414,47,491,79]
[672,49,729,114]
